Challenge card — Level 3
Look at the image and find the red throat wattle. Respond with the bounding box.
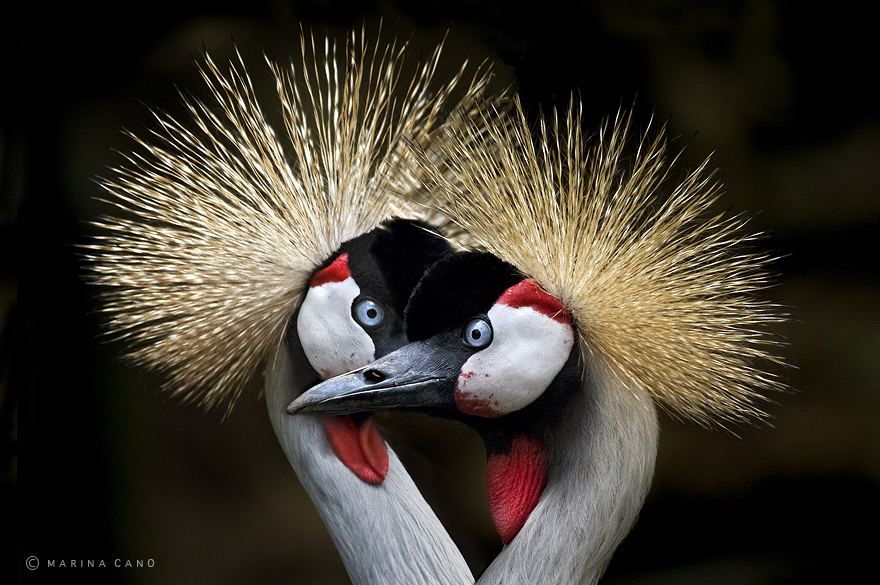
[485,433,548,545]
[323,415,389,485]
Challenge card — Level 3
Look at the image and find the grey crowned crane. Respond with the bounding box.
[289,99,788,584]
[85,27,495,585]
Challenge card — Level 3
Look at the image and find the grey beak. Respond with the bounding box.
[286,339,459,416]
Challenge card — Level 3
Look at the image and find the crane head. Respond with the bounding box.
[292,219,453,484]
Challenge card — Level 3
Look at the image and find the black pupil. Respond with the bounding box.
[367,308,377,319]
[471,329,481,340]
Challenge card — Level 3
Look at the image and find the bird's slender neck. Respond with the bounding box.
[478,361,658,585]
[265,332,474,585]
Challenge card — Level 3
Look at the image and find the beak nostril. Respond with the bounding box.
[363,369,387,384]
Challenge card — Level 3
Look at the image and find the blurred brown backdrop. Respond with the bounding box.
[8,1,879,583]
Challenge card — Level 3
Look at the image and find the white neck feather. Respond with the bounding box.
[265,335,474,585]
[478,367,658,585]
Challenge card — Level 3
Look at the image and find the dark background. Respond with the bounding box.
[7,1,879,583]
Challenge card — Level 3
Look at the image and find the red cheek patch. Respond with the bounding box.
[486,433,548,545]
[455,378,503,418]
[310,253,351,288]
[497,279,571,325]
[323,414,389,485]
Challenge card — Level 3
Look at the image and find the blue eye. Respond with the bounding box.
[354,298,385,328]
[463,318,493,349]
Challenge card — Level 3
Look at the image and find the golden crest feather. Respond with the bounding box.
[409,97,787,426]
[85,26,493,412]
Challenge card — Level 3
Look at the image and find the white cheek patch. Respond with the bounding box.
[454,302,574,417]
[297,276,376,380]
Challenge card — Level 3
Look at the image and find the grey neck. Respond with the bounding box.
[477,363,659,585]
[265,336,474,585]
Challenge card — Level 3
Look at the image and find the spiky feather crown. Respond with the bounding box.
[410,98,787,427]
[85,27,493,412]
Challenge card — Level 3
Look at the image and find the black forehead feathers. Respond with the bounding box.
[338,219,453,314]
[405,251,524,342]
